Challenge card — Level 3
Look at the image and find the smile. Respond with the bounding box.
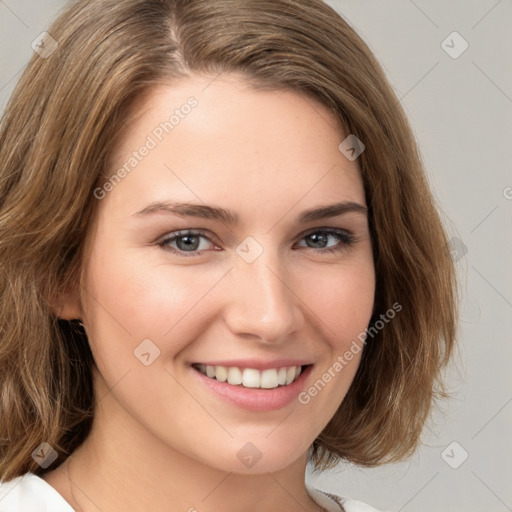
[192,364,306,389]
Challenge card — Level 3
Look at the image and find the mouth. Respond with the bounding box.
[191,363,311,390]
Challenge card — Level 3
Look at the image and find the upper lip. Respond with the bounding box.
[191,359,312,370]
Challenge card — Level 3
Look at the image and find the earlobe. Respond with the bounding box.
[50,287,84,321]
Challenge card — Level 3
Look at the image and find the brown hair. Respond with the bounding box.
[0,0,458,481]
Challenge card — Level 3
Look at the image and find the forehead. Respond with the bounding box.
[102,73,366,219]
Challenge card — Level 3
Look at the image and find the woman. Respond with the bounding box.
[0,0,458,511]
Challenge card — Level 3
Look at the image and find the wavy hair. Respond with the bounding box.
[0,0,458,481]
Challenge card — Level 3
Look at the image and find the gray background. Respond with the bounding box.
[1,1,511,511]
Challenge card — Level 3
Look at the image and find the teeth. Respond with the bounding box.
[242,368,260,388]
[260,369,279,389]
[285,366,296,385]
[215,366,228,382]
[228,367,243,385]
[195,364,305,389]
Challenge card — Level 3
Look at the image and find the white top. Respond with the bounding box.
[0,473,388,512]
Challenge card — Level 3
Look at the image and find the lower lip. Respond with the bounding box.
[192,365,313,412]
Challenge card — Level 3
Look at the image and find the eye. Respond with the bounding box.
[296,228,355,253]
[157,230,215,257]
[157,228,356,257]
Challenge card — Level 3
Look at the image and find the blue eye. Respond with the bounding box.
[297,229,355,253]
[158,228,355,257]
[158,230,215,256]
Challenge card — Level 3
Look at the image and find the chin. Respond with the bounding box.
[194,437,309,475]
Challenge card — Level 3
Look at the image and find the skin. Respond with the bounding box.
[43,73,375,512]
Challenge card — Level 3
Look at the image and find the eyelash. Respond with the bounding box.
[157,228,356,258]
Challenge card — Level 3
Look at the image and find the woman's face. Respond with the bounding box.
[75,73,375,474]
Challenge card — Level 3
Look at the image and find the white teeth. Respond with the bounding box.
[195,364,305,389]
[215,365,228,382]
[242,368,260,388]
[260,369,279,389]
[227,367,243,385]
[285,367,296,385]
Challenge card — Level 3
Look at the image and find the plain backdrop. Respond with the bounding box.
[1,1,511,511]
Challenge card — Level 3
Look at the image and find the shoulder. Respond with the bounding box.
[307,484,391,512]
[0,473,74,511]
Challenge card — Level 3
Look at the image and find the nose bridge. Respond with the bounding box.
[224,238,301,341]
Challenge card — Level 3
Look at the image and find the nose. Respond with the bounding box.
[222,246,304,345]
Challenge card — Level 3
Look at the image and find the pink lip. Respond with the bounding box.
[191,359,311,370]
[191,364,313,412]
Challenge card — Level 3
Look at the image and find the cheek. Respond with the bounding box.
[287,262,374,444]
[81,247,223,359]
[308,260,375,347]
[300,258,374,396]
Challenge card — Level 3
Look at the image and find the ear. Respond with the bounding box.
[49,284,84,321]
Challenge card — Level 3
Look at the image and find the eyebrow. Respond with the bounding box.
[132,200,367,224]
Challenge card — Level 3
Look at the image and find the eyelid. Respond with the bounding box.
[299,225,353,237]
[156,228,216,245]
